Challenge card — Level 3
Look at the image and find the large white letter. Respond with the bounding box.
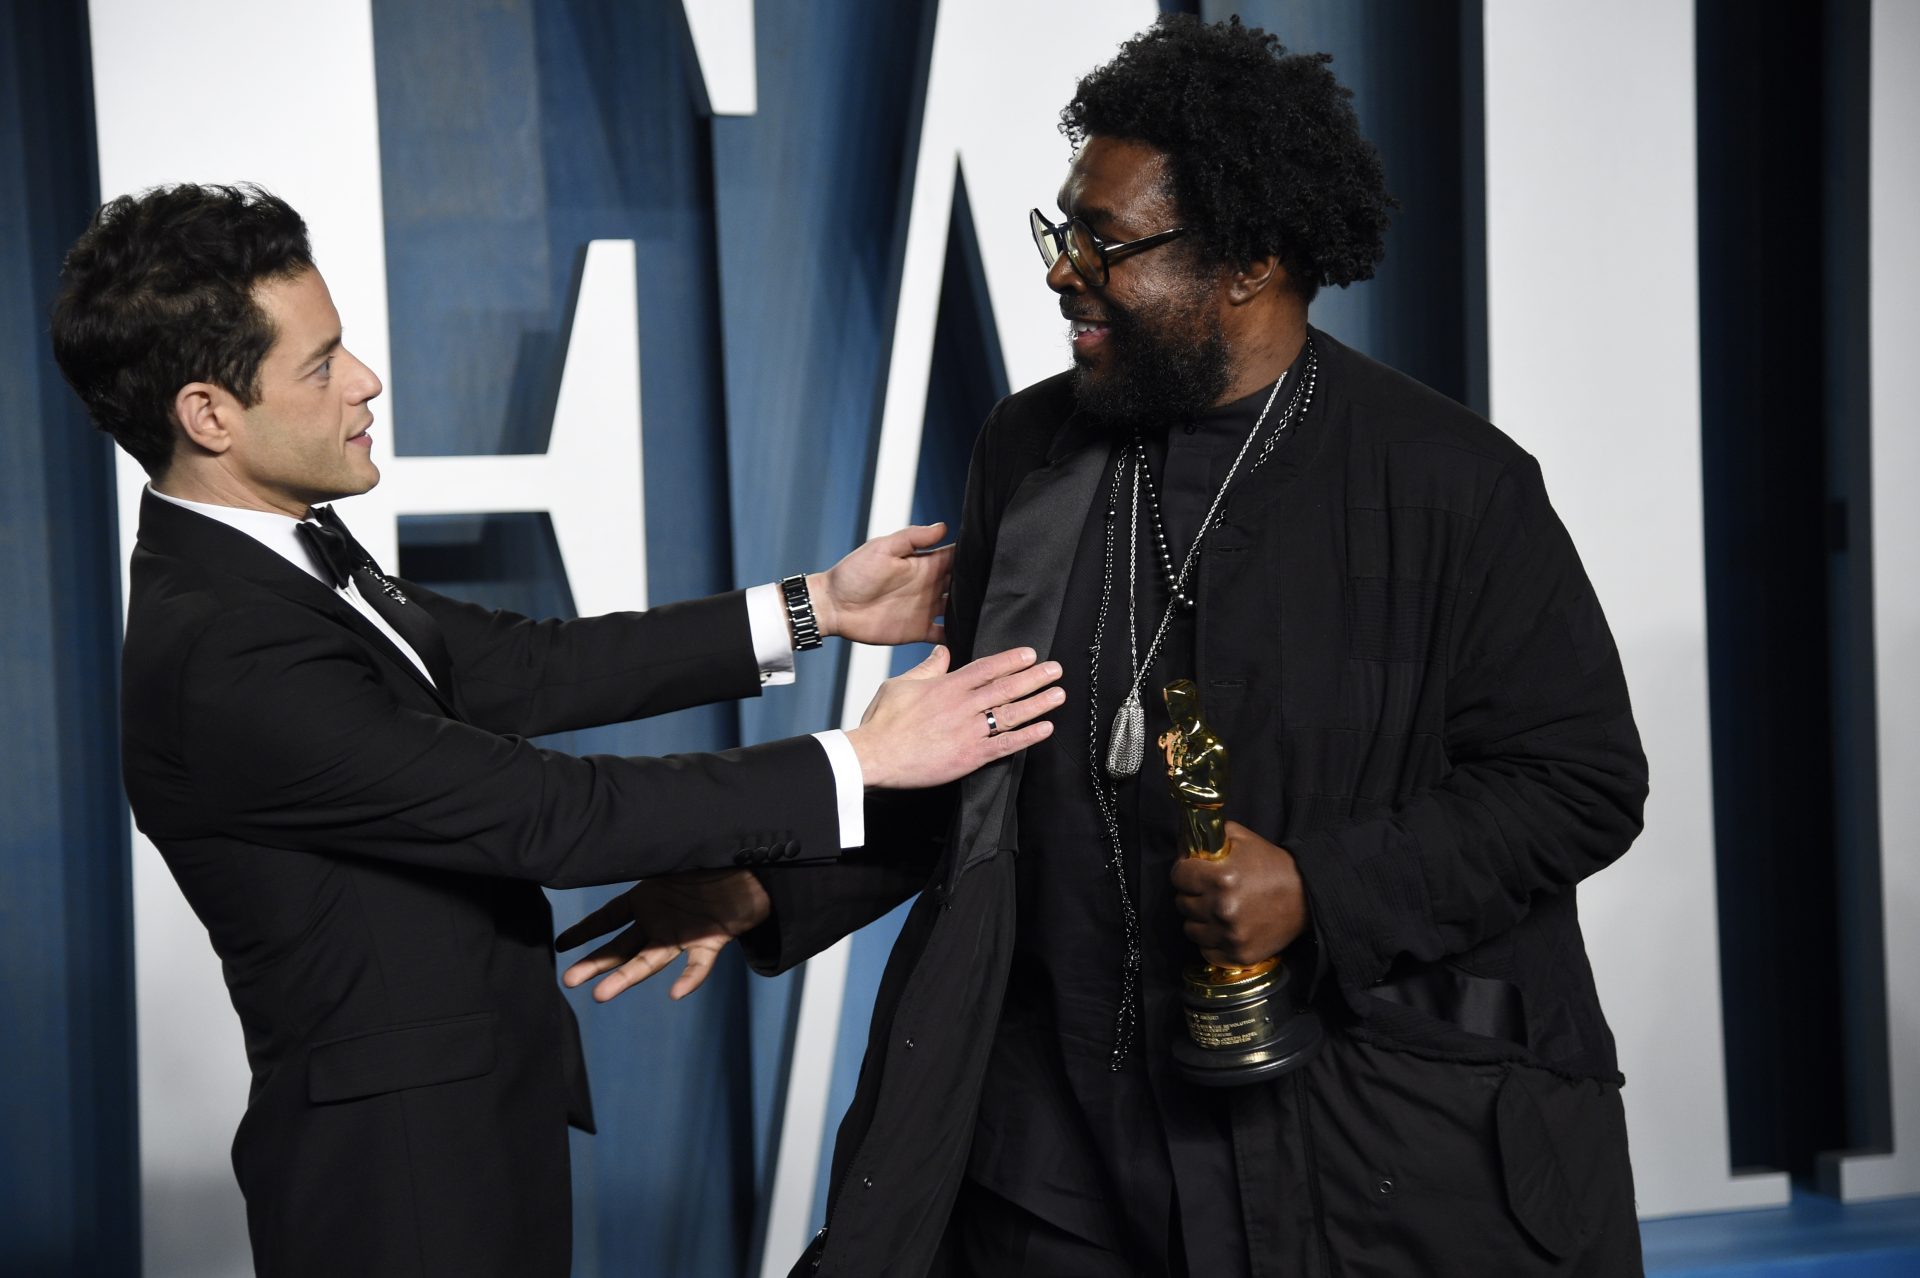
[758,3,1156,1272]
[680,0,758,116]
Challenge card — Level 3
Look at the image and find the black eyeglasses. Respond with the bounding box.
[1029,208,1188,288]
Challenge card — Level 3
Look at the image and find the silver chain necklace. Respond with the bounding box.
[1104,361,1293,779]
[1085,338,1319,1066]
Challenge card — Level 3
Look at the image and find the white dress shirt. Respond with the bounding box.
[149,488,865,847]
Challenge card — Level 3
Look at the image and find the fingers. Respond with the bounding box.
[1182,915,1256,968]
[1184,918,1227,958]
[877,521,948,554]
[956,646,1039,687]
[987,684,1066,732]
[668,942,725,1000]
[555,894,635,952]
[1168,856,1217,896]
[976,719,1053,763]
[560,926,677,996]
[589,945,679,1002]
[910,528,953,555]
[974,657,1062,712]
[898,644,952,681]
[562,926,715,1003]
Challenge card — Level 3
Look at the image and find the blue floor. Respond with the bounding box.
[1643,1192,1920,1276]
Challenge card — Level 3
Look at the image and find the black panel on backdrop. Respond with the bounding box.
[0,2,140,1272]
[1697,0,1880,1183]
[1198,0,1487,414]
[1815,0,1890,1188]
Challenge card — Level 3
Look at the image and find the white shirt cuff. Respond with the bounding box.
[811,729,866,849]
[745,582,797,687]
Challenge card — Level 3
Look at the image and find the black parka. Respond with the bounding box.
[749,331,1648,1276]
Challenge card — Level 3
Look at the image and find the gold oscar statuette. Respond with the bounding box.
[1160,680,1323,1085]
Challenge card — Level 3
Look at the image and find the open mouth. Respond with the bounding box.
[1070,318,1112,351]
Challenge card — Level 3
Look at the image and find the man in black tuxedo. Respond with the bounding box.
[567,17,1649,1278]
[49,183,1063,1277]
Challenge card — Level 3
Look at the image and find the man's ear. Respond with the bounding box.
[1227,254,1285,306]
[173,382,238,456]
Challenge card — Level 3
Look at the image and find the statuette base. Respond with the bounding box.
[1171,957,1324,1087]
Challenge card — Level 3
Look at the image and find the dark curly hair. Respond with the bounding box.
[1061,15,1394,303]
[51,183,314,478]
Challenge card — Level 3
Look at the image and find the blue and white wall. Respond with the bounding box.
[3,2,1917,1275]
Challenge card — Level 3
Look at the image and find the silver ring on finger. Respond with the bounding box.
[984,707,1002,737]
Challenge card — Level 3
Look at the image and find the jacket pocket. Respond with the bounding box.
[1494,1066,1587,1258]
[307,1010,497,1104]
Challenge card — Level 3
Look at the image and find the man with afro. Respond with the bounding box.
[567,16,1647,1275]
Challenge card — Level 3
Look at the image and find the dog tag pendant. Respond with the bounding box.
[1106,687,1146,778]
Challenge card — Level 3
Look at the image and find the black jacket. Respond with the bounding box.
[121,490,840,1277]
[751,332,1648,1276]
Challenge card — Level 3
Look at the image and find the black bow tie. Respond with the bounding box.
[290,504,458,706]
[295,507,364,590]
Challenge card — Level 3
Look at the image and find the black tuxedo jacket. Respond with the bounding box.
[120,490,839,1277]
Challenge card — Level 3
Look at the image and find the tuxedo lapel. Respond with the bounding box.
[948,415,1111,884]
[135,492,461,717]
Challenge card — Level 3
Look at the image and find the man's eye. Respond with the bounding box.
[317,358,333,378]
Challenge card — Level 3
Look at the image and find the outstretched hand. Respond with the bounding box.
[556,871,771,1003]
[811,522,952,646]
[846,644,1062,789]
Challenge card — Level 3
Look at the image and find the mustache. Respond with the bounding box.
[1061,302,1127,327]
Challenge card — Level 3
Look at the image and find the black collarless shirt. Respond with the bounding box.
[968,356,1307,1276]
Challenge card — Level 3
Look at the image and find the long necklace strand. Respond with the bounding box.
[1105,339,1315,780]
[1134,341,1318,604]
[1086,337,1320,1065]
[1088,455,1145,1068]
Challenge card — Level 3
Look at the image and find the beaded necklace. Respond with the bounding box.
[1084,337,1319,1066]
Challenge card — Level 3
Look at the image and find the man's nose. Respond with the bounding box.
[1045,250,1084,296]
[344,348,383,402]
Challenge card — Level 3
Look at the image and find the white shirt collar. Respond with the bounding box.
[148,486,330,587]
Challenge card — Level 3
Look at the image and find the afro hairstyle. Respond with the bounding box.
[1061,15,1395,302]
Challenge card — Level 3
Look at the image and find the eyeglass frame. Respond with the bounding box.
[1029,208,1189,288]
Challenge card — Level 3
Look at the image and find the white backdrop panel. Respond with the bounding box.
[89,4,649,1274]
[90,5,394,1272]
[1482,0,1787,1216]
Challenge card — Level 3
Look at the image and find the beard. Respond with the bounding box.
[1070,287,1231,432]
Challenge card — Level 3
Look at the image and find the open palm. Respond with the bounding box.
[556,870,771,1002]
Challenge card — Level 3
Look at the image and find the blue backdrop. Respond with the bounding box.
[0,4,137,1273]
[2,1,1915,1274]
